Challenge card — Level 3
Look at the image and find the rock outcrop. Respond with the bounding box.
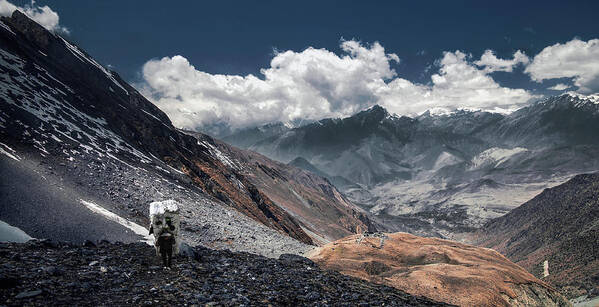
[310,232,570,306]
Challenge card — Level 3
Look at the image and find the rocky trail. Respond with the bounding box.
[0,240,449,306]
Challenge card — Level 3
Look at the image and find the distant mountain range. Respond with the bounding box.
[223,93,599,237]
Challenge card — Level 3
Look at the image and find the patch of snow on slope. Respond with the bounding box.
[79,199,153,245]
[50,134,62,142]
[0,47,151,166]
[289,187,311,209]
[198,141,238,169]
[566,92,599,105]
[471,147,528,169]
[141,109,170,128]
[0,220,33,243]
[60,37,128,95]
[433,151,462,170]
[33,63,74,94]
[0,142,20,161]
[0,48,24,68]
[32,63,74,94]
[0,20,15,35]
[166,164,185,175]
[426,107,454,117]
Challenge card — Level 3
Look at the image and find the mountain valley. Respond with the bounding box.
[224,96,599,238]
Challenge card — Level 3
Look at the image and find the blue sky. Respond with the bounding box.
[4,0,599,133]
[20,1,596,83]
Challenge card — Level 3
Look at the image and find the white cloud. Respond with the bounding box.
[547,83,570,91]
[380,51,535,115]
[141,41,536,133]
[474,50,529,72]
[525,38,599,94]
[0,0,69,33]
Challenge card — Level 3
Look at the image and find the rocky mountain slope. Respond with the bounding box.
[310,232,570,307]
[0,148,311,258]
[223,96,599,238]
[0,10,375,251]
[221,122,293,149]
[0,240,449,306]
[184,131,378,243]
[471,173,599,299]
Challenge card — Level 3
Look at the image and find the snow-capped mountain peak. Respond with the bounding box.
[563,91,599,105]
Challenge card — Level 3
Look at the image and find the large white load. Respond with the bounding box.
[149,200,181,255]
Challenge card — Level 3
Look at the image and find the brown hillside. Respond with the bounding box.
[310,232,569,307]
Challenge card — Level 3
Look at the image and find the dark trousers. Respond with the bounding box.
[157,236,174,267]
[160,246,172,267]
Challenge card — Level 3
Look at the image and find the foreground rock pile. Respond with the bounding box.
[0,240,448,306]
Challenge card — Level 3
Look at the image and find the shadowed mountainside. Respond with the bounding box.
[471,173,599,299]
[0,10,313,245]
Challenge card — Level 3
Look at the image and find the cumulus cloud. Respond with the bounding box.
[474,50,529,72]
[0,0,69,33]
[141,40,536,132]
[547,83,570,91]
[380,51,534,115]
[526,38,599,94]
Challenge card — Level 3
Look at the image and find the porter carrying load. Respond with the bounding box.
[149,200,181,267]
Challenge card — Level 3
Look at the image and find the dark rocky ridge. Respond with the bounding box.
[0,240,449,306]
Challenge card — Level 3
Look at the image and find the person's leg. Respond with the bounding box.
[166,243,174,267]
[161,249,168,267]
